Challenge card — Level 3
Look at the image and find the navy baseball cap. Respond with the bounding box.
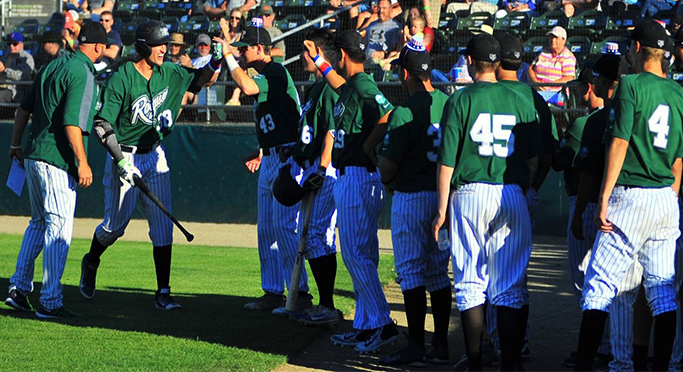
[78,21,112,45]
[462,34,500,62]
[569,64,594,85]
[592,54,628,81]
[495,32,522,60]
[7,32,23,43]
[232,18,272,47]
[333,29,366,54]
[631,19,671,50]
[391,34,432,73]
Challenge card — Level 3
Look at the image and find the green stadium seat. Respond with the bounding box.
[166,1,193,18]
[523,35,547,62]
[116,0,142,12]
[530,10,568,31]
[493,11,530,36]
[113,9,134,22]
[141,8,162,21]
[566,36,591,58]
[161,16,180,33]
[22,41,38,56]
[13,19,40,38]
[179,15,211,33]
[276,14,307,31]
[590,36,629,55]
[606,11,639,29]
[455,12,492,30]
[567,9,606,40]
[439,12,457,31]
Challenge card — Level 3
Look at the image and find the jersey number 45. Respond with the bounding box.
[470,113,516,158]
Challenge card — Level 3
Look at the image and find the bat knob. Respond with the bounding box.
[186,234,195,242]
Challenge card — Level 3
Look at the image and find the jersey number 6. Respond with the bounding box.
[470,113,516,158]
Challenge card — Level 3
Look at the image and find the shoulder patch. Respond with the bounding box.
[302,99,313,113]
[375,93,389,108]
[333,102,345,118]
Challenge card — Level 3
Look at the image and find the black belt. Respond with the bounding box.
[121,144,157,154]
[263,146,283,156]
[338,165,375,176]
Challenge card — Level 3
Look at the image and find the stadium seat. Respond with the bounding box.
[653,9,678,26]
[116,0,142,12]
[566,36,591,59]
[493,11,531,36]
[141,8,163,21]
[276,14,307,31]
[113,9,134,22]
[590,36,629,55]
[530,10,568,32]
[567,9,606,40]
[37,23,60,39]
[179,15,211,33]
[121,44,138,60]
[0,42,7,58]
[120,18,149,45]
[605,11,639,29]
[523,35,547,62]
[13,19,40,39]
[439,12,457,31]
[22,41,38,56]
[161,16,180,33]
[455,12,492,30]
[166,1,193,19]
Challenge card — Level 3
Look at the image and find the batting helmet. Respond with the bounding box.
[272,164,306,207]
[135,21,172,58]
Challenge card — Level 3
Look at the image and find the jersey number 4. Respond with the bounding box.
[260,114,276,134]
[648,104,670,149]
[470,113,516,157]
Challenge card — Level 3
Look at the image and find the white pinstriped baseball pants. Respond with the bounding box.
[9,160,77,310]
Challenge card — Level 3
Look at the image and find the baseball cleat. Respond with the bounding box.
[79,253,100,300]
[330,329,374,347]
[294,305,343,326]
[425,337,450,364]
[4,288,33,312]
[380,337,428,367]
[272,291,313,317]
[36,305,80,319]
[155,288,181,310]
[354,322,399,354]
[244,292,284,311]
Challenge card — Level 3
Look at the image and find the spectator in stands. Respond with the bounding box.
[561,0,598,17]
[0,32,35,104]
[204,0,227,19]
[189,34,222,120]
[87,0,116,17]
[403,7,433,52]
[227,0,257,13]
[99,11,121,65]
[423,0,446,29]
[365,0,402,61]
[501,0,538,16]
[166,33,193,67]
[671,26,683,80]
[63,0,88,13]
[357,0,380,29]
[327,0,353,31]
[259,5,286,59]
[640,0,676,17]
[36,31,70,69]
[528,26,576,103]
[446,0,500,16]
[224,7,246,43]
[62,10,81,53]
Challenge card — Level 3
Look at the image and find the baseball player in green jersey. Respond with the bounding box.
[303,29,399,353]
[575,19,683,371]
[5,22,107,318]
[79,21,223,310]
[214,18,312,314]
[283,28,342,325]
[377,34,452,367]
[432,33,542,371]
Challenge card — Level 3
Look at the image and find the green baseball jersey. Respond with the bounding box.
[252,61,301,149]
[575,107,610,203]
[608,72,683,187]
[438,82,543,188]
[98,62,197,147]
[291,78,339,163]
[561,115,588,196]
[21,50,98,179]
[379,90,449,192]
[331,72,394,168]
[498,79,559,154]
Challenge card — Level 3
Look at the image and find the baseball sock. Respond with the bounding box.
[153,245,172,290]
[575,309,608,371]
[403,286,427,348]
[461,304,485,371]
[497,306,523,370]
[87,233,108,260]
[308,253,337,309]
[430,286,452,348]
[632,343,648,371]
[653,310,676,371]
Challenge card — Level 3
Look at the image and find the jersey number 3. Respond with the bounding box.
[426,123,441,162]
[648,104,670,149]
[470,113,516,157]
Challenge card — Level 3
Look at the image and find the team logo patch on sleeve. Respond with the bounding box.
[302,99,313,113]
[375,94,389,108]
[333,102,345,118]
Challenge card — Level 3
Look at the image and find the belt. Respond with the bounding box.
[262,143,295,156]
[120,143,158,154]
[338,165,375,176]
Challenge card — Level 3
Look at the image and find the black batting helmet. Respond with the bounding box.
[272,164,306,207]
[135,21,172,58]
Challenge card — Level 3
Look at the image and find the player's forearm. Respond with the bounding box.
[574,172,597,220]
[11,107,30,147]
[598,137,629,204]
[204,6,226,15]
[91,0,114,14]
[65,125,88,165]
[436,163,454,216]
[320,132,334,169]
[672,158,682,196]
[228,63,259,95]
[103,45,120,59]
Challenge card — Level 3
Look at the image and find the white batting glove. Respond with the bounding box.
[117,159,141,187]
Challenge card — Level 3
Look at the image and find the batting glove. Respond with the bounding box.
[117,159,141,187]
[303,166,326,191]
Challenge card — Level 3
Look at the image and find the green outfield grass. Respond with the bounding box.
[0,234,395,371]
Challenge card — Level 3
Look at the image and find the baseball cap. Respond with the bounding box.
[333,29,366,54]
[77,21,111,45]
[65,10,75,30]
[7,32,23,43]
[546,26,567,39]
[631,18,671,50]
[231,18,272,47]
[391,34,432,73]
[495,32,522,60]
[258,4,274,16]
[590,54,623,81]
[196,33,211,46]
[568,64,594,86]
[463,33,500,63]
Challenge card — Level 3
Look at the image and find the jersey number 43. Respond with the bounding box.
[469,113,516,157]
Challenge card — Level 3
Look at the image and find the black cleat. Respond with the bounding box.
[79,254,99,300]
[36,305,80,319]
[155,288,181,310]
[5,288,32,312]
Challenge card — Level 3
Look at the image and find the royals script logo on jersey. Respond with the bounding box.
[131,87,170,126]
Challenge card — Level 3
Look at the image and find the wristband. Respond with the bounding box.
[117,158,127,168]
[318,60,333,76]
[224,53,240,73]
[68,39,75,46]
[423,5,430,9]
[9,145,21,150]
[314,55,325,68]
[313,54,320,64]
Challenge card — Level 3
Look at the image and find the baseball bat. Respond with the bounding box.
[133,174,195,242]
[285,191,316,312]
